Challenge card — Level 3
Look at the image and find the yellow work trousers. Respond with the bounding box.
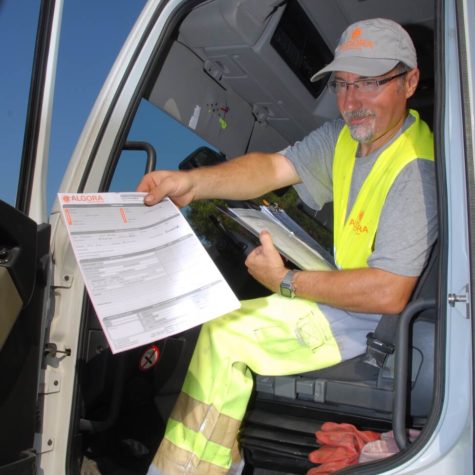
[150,294,341,474]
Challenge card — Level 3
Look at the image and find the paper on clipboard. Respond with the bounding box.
[58,192,240,353]
[221,206,335,271]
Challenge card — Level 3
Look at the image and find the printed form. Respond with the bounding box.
[225,208,334,271]
[58,192,240,353]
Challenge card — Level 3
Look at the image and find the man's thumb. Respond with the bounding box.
[259,230,274,249]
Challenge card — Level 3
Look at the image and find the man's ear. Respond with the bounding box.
[405,68,420,99]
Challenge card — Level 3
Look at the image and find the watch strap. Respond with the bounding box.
[280,270,297,298]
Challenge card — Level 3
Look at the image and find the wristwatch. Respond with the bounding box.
[280,270,297,298]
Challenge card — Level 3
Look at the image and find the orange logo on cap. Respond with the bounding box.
[339,27,374,52]
[351,27,362,39]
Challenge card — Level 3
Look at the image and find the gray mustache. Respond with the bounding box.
[343,110,375,121]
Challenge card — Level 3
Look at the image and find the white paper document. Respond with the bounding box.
[224,207,334,271]
[58,192,240,353]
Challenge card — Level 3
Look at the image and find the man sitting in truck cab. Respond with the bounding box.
[138,18,437,475]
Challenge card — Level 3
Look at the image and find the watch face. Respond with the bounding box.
[280,286,293,298]
[280,271,296,298]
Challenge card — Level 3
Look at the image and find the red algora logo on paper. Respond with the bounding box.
[338,27,374,52]
[63,194,105,203]
[349,210,369,234]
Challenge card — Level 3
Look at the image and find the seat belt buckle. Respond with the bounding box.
[366,332,395,354]
[363,332,395,368]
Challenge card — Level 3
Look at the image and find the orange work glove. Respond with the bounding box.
[307,422,380,475]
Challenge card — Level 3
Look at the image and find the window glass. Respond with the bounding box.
[111,99,333,257]
[110,99,214,194]
[0,1,40,206]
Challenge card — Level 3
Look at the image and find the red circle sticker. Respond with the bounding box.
[139,345,160,372]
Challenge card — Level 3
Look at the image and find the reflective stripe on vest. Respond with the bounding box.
[333,109,434,270]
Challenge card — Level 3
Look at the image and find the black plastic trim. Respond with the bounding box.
[16,0,56,215]
[0,450,36,475]
[123,141,157,174]
[270,0,332,98]
[393,299,436,449]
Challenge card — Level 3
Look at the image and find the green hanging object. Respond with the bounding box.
[219,117,228,129]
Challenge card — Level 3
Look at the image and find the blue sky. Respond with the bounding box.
[1,0,147,209]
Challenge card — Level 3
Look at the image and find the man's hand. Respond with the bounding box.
[136,152,300,207]
[245,230,418,313]
[245,230,288,292]
[136,170,195,207]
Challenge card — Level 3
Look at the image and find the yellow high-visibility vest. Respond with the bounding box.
[333,110,434,269]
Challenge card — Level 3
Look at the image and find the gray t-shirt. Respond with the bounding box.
[281,114,438,359]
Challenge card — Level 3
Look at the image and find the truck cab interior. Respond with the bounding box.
[57,0,441,474]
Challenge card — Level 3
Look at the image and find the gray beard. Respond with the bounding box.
[343,110,376,143]
[348,124,374,143]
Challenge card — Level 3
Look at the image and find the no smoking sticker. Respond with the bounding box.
[139,345,160,371]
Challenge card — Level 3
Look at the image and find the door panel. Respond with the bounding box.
[0,268,23,350]
[0,200,51,472]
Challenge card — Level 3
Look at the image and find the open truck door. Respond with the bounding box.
[0,0,61,472]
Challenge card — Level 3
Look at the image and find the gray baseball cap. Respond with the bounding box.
[311,18,417,82]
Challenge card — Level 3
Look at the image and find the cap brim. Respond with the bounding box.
[310,57,399,82]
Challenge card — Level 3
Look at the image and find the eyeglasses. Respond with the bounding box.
[327,71,408,95]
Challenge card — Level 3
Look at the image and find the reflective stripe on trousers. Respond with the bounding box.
[150,294,342,474]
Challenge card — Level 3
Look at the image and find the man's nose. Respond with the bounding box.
[339,85,362,110]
